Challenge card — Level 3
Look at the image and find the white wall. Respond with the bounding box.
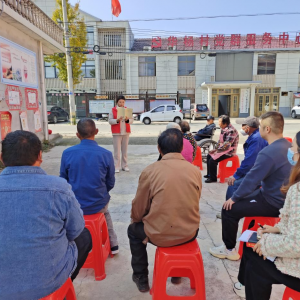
[126,55,139,94]
[156,55,178,93]
[195,55,215,103]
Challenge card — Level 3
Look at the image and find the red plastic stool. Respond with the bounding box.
[41,278,76,300]
[82,213,113,281]
[283,287,300,300]
[193,146,203,170]
[150,239,206,300]
[238,216,280,257]
[284,137,293,143]
[217,155,240,183]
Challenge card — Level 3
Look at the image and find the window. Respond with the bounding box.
[81,61,95,78]
[139,56,156,76]
[196,104,208,112]
[87,27,94,47]
[45,61,59,78]
[152,106,164,113]
[167,106,176,111]
[104,34,122,47]
[105,60,122,79]
[178,56,195,76]
[257,54,276,74]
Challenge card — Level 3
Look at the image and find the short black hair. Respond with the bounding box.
[219,115,230,126]
[1,130,42,167]
[77,118,97,138]
[179,121,190,133]
[260,111,284,135]
[116,95,125,103]
[158,128,183,155]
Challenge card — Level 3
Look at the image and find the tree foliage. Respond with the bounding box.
[45,0,87,87]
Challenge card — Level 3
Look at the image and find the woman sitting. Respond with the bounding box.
[179,121,197,162]
[234,131,300,300]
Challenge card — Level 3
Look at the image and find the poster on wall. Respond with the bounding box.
[25,88,38,110]
[34,110,42,133]
[183,99,191,110]
[5,85,22,110]
[240,88,250,114]
[202,90,208,104]
[20,111,29,131]
[89,100,115,114]
[0,111,12,140]
[0,36,38,88]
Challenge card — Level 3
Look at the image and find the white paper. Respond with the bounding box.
[28,92,36,104]
[183,99,191,110]
[34,110,41,132]
[8,90,20,105]
[19,111,29,131]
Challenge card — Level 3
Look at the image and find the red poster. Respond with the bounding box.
[0,111,12,140]
[25,88,38,110]
[5,85,22,110]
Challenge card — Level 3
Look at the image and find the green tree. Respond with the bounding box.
[45,0,87,87]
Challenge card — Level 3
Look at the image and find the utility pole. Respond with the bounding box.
[62,0,76,125]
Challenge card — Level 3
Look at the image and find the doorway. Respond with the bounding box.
[218,95,229,116]
[217,94,239,117]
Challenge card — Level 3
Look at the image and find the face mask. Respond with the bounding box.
[287,148,297,166]
[240,129,248,136]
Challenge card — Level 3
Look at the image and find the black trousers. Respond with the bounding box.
[238,244,300,300]
[127,222,198,276]
[71,227,93,281]
[206,154,231,181]
[221,189,282,250]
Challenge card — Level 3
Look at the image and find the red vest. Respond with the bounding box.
[111,106,131,134]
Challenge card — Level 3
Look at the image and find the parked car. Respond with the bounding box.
[140,104,183,125]
[291,104,300,119]
[47,106,69,123]
[184,103,210,120]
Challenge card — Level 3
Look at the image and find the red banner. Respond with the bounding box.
[0,111,12,140]
[25,88,38,110]
[5,85,22,110]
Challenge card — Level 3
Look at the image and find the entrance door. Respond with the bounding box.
[218,95,229,116]
[271,95,279,111]
[211,96,218,117]
[230,95,239,117]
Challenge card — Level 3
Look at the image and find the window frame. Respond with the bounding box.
[151,106,165,113]
[138,56,156,77]
[105,59,123,80]
[257,54,276,75]
[45,62,59,79]
[81,60,95,78]
[104,34,122,47]
[178,55,196,76]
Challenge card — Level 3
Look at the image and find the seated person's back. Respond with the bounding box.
[0,131,85,300]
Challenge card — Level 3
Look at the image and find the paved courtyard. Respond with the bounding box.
[41,140,289,299]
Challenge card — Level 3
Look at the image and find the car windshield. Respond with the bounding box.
[197,105,208,112]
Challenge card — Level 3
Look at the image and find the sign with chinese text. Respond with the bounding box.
[240,88,250,113]
[89,100,114,114]
[5,85,22,110]
[20,111,29,131]
[125,95,139,99]
[34,110,42,133]
[156,94,175,99]
[0,36,38,88]
[95,95,108,100]
[25,88,38,110]
[0,111,12,140]
[202,90,208,105]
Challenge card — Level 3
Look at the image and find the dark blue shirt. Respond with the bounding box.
[60,139,115,214]
[232,138,292,208]
[234,129,268,180]
[197,123,216,136]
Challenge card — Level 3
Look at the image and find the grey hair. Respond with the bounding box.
[166,122,181,130]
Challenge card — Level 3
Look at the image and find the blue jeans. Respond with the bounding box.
[225,177,244,200]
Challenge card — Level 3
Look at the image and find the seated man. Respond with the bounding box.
[226,116,268,200]
[194,115,216,141]
[60,118,119,254]
[128,128,202,293]
[210,112,292,261]
[0,131,92,299]
[205,115,239,183]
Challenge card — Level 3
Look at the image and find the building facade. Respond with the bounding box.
[0,0,64,143]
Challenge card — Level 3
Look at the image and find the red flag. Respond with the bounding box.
[112,0,121,17]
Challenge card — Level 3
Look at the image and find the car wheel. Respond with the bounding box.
[192,114,196,121]
[65,115,69,122]
[174,117,181,124]
[291,111,297,119]
[53,115,58,124]
[143,117,151,125]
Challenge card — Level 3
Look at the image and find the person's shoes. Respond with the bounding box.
[233,282,245,298]
[209,244,240,260]
[204,175,210,178]
[111,245,119,255]
[122,167,130,172]
[132,274,150,293]
[171,277,182,284]
[216,212,222,219]
[115,169,120,173]
[205,179,217,183]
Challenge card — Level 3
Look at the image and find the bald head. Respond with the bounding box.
[77,118,98,140]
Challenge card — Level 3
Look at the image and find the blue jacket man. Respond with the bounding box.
[60,118,119,254]
[194,115,216,141]
[226,116,268,200]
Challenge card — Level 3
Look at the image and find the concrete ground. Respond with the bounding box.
[41,142,289,299]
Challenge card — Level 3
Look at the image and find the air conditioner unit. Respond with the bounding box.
[202,45,210,50]
[143,46,152,51]
[168,46,177,51]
